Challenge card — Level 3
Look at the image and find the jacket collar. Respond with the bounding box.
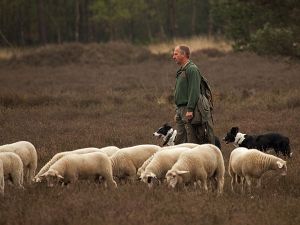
[176,60,192,77]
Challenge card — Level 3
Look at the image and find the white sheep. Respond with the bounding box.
[0,159,4,195]
[0,152,24,192]
[140,147,190,188]
[34,146,119,182]
[163,143,199,149]
[110,144,161,183]
[137,143,199,177]
[40,152,117,189]
[228,147,287,194]
[0,141,37,184]
[165,144,225,194]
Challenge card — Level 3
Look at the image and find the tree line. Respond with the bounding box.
[0,0,299,57]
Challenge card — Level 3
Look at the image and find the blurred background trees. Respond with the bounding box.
[0,0,299,57]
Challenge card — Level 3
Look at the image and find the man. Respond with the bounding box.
[173,45,215,145]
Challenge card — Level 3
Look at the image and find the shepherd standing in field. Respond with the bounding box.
[172,45,215,145]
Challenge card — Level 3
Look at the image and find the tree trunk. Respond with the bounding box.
[168,0,177,38]
[37,0,47,44]
[191,0,196,35]
[75,0,80,42]
[207,1,213,37]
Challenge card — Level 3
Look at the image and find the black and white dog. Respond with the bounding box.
[153,123,221,149]
[223,127,292,157]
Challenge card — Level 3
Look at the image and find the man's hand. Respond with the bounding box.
[185,111,193,120]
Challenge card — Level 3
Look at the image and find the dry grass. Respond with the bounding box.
[0,43,299,225]
[0,47,22,60]
[147,36,233,55]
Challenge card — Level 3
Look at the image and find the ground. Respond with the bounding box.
[0,43,299,225]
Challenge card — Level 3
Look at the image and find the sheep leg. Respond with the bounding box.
[217,177,224,195]
[12,172,24,189]
[245,176,252,194]
[210,177,218,192]
[107,180,117,189]
[199,178,208,192]
[0,176,4,195]
[28,166,36,184]
[126,176,136,184]
[230,175,236,193]
[240,177,245,194]
[256,178,261,188]
[23,167,29,184]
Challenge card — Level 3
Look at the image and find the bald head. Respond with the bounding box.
[173,45,190,66]
[177,45,190,58]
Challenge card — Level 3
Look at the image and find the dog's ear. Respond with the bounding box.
[231,127,239,134]
[164,123,172,130]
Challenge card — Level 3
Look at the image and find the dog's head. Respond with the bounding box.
[153,123,172,138]
[223,127,239,144]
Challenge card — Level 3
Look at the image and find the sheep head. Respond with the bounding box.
[140,172,160,188]
[165,170,189,188]
[276,160,287,176]
[40,169,64,187]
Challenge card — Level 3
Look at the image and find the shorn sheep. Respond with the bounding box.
[0,152,24,193]
[0,141,37,184]
[34,146,119,182]
[228,147,287,194]
[136,143,199,178]
[40,152,117,189]
[140,147,190,188]
[110,144,161,183]
[166,144,225,194]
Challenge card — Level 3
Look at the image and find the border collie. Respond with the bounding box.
[223,127,292,157]
[153,123,221,149]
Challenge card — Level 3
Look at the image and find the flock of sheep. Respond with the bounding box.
[0,141,287,195]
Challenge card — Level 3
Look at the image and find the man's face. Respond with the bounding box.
[173,47,185,65]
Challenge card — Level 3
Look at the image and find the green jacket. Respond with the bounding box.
[174,61,201,112]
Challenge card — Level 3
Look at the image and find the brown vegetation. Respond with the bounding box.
[0,43,299,225]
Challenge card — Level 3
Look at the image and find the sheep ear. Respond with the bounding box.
[57,175,64,179]
[177,170,190,175]
[40,173,47,178]
[149,172,156,178]
[277,161,284,168]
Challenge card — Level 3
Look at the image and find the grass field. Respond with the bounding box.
[0,43,299,225]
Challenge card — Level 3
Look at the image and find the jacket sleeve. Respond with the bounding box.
[186,66,201,112]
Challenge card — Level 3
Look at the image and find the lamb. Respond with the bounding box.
[228,147,287,194]
[140,147,190,188]
[40,152,117,189]
[136,143,199,178]
[34,146,119,182]
[110,144,161,183]
[165,144,225,194]
[0,152,24,193]
[0,141,37,184]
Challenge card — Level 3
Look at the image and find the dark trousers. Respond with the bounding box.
[174,106,215,145]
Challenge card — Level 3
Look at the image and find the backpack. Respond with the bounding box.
[184,68,214,125]
[199,73,214,111]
